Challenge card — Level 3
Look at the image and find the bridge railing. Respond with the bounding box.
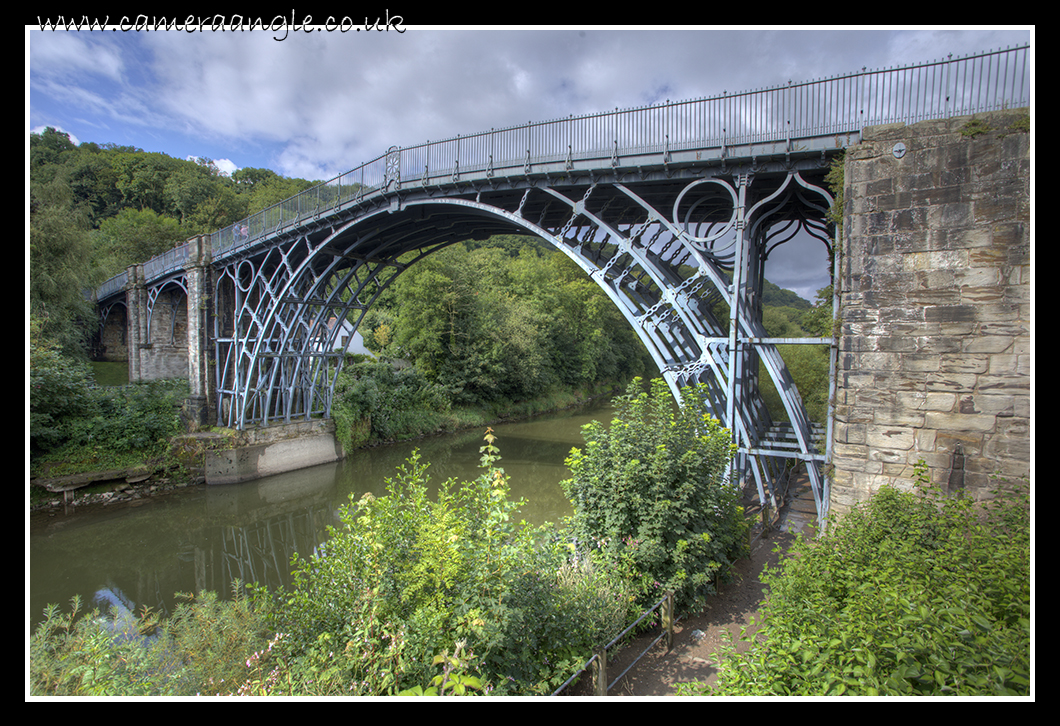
[97,271,128,301]
[205,44,1027,259]
[95,44,1029,297]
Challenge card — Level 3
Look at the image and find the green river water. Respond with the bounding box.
[28,395,616,628]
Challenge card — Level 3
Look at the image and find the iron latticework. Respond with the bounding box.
[93,45,1031,523]
[206,158,837,519]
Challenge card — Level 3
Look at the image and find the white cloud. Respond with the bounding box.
[213,158,239,176]
[29,27,1032,180]
[31,124,81,146]
[28,31,125,82]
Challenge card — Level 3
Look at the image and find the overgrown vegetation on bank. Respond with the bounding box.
[30,380,747,697]
[29,316,188,480]
[675,465,1031,697]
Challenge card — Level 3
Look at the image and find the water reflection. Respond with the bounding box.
[28,397,614,628]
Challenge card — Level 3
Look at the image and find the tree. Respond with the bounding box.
[96,208,186,275]
[29,179,99,356]
[800,284,835,338]
[110,151,181,214]
[162,163,216,224]
[363,240,653,407]
[562,378,747,612]
[29,127,77,171]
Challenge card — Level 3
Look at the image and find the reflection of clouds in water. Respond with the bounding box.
[93,586,146,645]
[94,585,133,615]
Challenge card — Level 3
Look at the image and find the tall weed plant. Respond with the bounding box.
[678,466,1031,696]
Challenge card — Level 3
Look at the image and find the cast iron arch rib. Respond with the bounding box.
[211,170,834,521]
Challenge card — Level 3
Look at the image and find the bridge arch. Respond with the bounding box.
[97,299,128,362]
[214,168,836,517]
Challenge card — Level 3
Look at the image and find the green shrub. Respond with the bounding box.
[262,432,631,696]
[31,313,187,471]
[332,356,451,447]
[32,377,188,476]
[561,377,746,614]
[30,316,99,453]
[678,468,1031,696]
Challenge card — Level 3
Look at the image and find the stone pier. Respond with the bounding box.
[832,109,1031,512]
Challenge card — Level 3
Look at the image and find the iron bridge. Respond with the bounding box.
[94,46,1031,523]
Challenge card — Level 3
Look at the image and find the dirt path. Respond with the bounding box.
[594,469,822,697]
[595,526,797,697]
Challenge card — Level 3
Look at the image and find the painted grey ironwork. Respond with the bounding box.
[183,45,1028,262]
[94,45,1031,524]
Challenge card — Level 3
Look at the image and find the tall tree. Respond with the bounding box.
[29,179,98,356]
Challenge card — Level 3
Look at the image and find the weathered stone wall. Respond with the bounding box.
[832,109,1030,513]
[97,305,128,361]
[139,287,189,380]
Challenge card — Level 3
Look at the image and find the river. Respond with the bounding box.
[27,396,616,628]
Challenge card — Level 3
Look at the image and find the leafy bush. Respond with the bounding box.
[261,432,631,696]
[561,377,746,613]
[30,316,98,453]
[332,356,451,447]
[32,377,188,476]
[83,378,188,453]
[678,468,1031,696]
[31,313,188,472]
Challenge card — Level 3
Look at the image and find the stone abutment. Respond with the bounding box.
[831,109,1031,512]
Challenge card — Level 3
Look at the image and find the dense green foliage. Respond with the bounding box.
[260,433,631,695]
[756,284,834,425]
[677,469,1031,696]
[29,586,273,697]
[30,315,187,475]
[562,378,746,613]
[29,127,321,359]
[332,356,453,447]
[361,239,654,407]
[329,237,656,447]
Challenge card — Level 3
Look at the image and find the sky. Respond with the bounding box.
[26,24,1033,301]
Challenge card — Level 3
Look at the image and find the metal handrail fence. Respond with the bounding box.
[203,44,1029,261]
[551,591,675,696]
[93,45,1028,298]
[550,512,786,696]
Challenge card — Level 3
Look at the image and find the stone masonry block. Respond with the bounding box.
[924,412,997,432]
[866,425,915,451]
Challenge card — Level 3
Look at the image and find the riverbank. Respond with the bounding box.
[28,382,625,515]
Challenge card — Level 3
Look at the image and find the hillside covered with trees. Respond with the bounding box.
[29,126,322,357]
